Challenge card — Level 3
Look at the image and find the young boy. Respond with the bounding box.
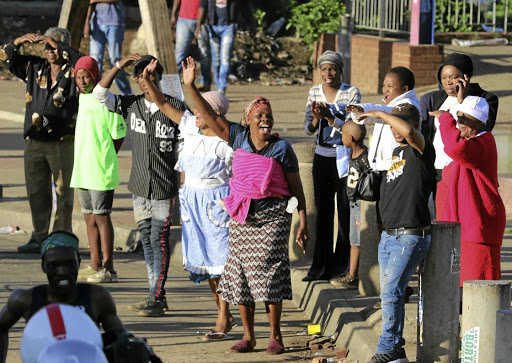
[332,121,370,289]
[93,53,186,317]
[70,56,126,283]
[357,104,435,363]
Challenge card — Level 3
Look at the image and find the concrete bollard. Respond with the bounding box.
[495,309,512,363]
[417,222,460,363]
[289,142,316,261]
[461,280,511,363]
[358,200,380,296]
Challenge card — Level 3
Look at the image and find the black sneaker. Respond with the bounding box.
[368,348,408,363]
[339,276,359,290]
[128,296,168,312]
[138,298,164,317]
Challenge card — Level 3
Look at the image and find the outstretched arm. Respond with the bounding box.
[143,59,185,124]
[99,53,141,89]
[183,57,230,141]
[359,110,425,153]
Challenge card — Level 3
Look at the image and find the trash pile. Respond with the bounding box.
[230,31,313,86]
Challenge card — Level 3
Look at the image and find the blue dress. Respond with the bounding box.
[176,111,233,283]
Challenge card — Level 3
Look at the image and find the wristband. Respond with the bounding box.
[115,61,121,69]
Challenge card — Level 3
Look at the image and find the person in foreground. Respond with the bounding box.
[357,104,435,363]
[182,56,308,354]
[142,59,235,339]
[430,96,505,288]
[0,231,124,363]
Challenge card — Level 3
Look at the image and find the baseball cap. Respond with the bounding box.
[452,96,489,124]
[390,103,420,124]
[132,55,164,80]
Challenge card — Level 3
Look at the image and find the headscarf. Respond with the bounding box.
[41,231,80,255]
[437,53,474,84]
[75,56,100,87]
[317,50,344,81]
[242,96,272,125]
[202,91,230,116]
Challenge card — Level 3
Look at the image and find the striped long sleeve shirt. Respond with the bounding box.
[93,85,185,200]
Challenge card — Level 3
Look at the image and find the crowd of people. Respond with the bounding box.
[0,1,507,361]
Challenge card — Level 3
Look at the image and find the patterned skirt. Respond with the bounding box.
[218,200,292,305]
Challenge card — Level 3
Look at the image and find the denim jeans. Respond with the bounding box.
[175,18,212,87]
[133,195,176,300]
[208,24,236,92]
[89,23,133,96]
[377,231,431,354]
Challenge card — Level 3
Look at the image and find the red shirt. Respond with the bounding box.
[179,0,201,19]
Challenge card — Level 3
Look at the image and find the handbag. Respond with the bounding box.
[353,168,382,202]
[353,125,385,202]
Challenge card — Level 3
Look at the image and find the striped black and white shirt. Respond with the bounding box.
[93,85,185,200]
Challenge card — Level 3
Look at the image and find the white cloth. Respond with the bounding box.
[433,96,459,169]
[358,89,421,171]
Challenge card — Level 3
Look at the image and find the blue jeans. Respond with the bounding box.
[377,231,431,354]
[89,23,133,96]
[208,24,236,92]
[133,195,176,300]
[175,18,212,87]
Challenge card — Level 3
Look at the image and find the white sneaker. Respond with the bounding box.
[77,265,98,282]
[87,267,118,283]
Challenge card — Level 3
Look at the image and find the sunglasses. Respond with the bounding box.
[44,43,57,52]
[456,114,473,124]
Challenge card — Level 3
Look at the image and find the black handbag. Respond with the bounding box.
[353,168,382,202]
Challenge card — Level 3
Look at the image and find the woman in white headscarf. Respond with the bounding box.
[302,50,361,282]
[142,60,235,339]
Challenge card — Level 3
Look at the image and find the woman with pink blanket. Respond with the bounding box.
[182,57,309,355]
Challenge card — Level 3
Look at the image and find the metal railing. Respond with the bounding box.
[352,0,510,34]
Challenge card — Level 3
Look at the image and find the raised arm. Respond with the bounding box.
[359,110,425,153]
[183,57,230,141]
[142,59,185,124]
[99,53,140,89]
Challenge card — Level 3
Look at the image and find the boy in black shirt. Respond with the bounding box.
[331,121,370,289]
[357,104,435,363]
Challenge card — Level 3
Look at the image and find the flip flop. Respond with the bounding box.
[267,340,285,355]
[203,332,234,341]
[230,339,254,353]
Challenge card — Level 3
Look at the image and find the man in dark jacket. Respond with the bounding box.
[0,28,82,253]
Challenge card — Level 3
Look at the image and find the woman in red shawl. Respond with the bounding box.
[431,95,505,287]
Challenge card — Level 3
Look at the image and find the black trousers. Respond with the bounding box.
[306,154,351,279]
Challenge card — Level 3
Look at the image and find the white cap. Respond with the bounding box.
[453,96,489,124]
[21,304,103,363]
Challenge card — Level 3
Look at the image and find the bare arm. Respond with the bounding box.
[0,290,31,363]
[170,0,182,29]
[183,57,230,141]
[285,172,308,254]
[360,110,426,153]
[99,53,141,89]
[92,286,124,333]
[83,4,94,38]
[142,59,185,123]
[195,7,206,39]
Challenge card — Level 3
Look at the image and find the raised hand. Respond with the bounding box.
[457,74,470,104]
[346,104,363,114]
[119,53,142,68]
[13,33,39,47]
[428,110,447,119]
[182,56,196,86]
[142,59,159,79]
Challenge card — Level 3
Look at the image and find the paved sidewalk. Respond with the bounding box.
[0,43,511,362]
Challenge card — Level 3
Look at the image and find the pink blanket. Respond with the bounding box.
[223,149,291,223]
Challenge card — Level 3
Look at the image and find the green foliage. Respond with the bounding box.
[254,9,267,31]
[286,0,346,49]
[435,0,481,32]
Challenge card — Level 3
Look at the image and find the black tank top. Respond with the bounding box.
[28,283,96,324]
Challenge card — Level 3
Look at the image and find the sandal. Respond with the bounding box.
[203,332,234,341]
[230,340,254,353]
[267,340,285,355]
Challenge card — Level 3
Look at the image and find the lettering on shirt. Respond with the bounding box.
[387,150,406,182]
[155,120,175,139]
[191,138,229,160]
[130,113,146,134]
[347,166,360,189]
